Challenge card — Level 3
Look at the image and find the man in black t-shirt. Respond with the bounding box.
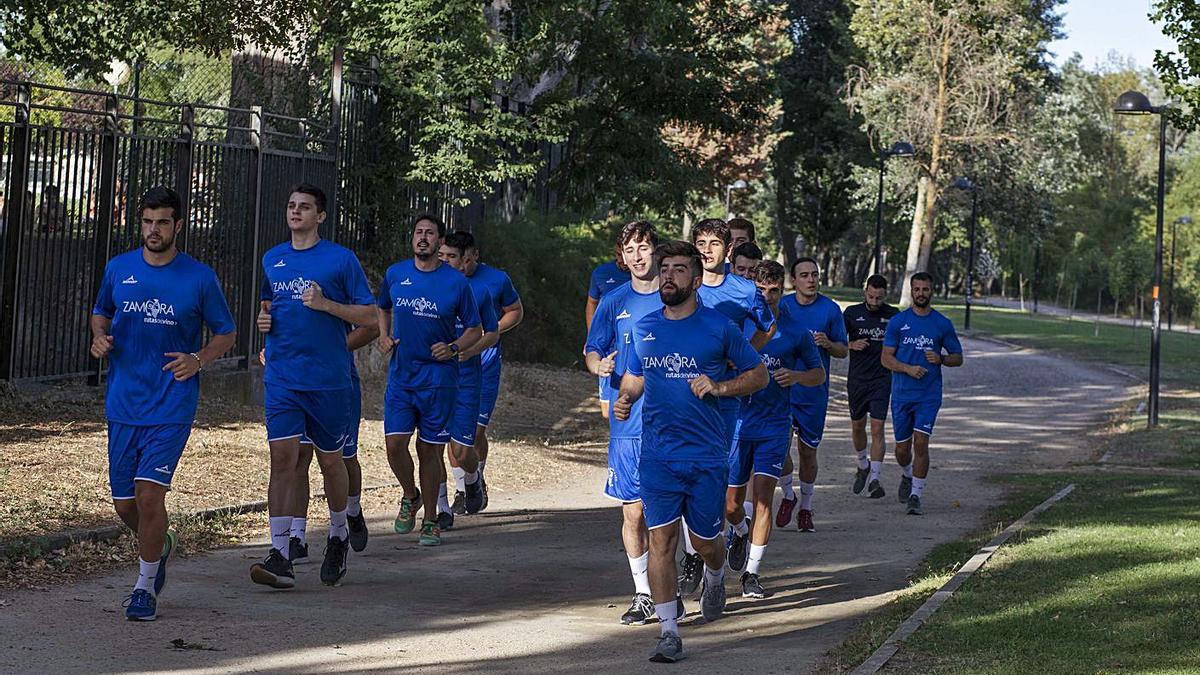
[843,274,898,499]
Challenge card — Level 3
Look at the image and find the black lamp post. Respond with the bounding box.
[873,141,915,275]
[1113,89,1167,427]
[1170,215,1190,331]
[951,176,978,330]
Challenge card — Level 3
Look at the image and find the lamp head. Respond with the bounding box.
[888,141,915,157]
[951,176,976,191]
[1113,90,1157,115]
[728,179,748,190]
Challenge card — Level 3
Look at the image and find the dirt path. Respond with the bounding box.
[0,338,1130,673]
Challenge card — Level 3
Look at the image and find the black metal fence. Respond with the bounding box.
[0,48,380,381]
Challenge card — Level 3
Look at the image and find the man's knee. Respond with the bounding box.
[314,448,345,471]
[133,482,167,513]
[113,498,138,521]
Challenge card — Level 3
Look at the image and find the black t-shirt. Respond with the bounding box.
[843,302,899,386]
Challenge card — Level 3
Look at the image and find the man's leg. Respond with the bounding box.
[289,441,314,561]
[647,523,681,629]
[386,433,422,533]
[850,415,870,493]
[268,436,301,552]
[892,400,916,504]
[621,501,653,624]
[743,473,778,597]
[907,432,931,514]
[132,480,168,582]
[415,438,446,536]
[795,436,819,531]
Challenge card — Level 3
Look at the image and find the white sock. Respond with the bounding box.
[628,552,651,595]
[438,482,451,514]
[346,494,362,517]
[478,458,487,475]
[290,517,307,545]
[656,601,680,636]
[869,460,882,483]
[134,557,159,594]
[799,481,815,511]
[742,500,753,519]
[451,467,467,493]
[465,470,479,485]
[855,446,869,470]
[270,516,292,558]
[704,564,725,588]
[746,543,767,575]
[901,462,913,478]
[682,521,697,555]
[733,518,749,537]
[912,476,926,498]
[329,508,348,541]
[779,472,795,500]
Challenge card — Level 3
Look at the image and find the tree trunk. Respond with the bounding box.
[900,176,931,307]
[1095,286,1102,337]
[1054,272,1063,308]
[1069,283,1077,320]
[682,211,694,241]
[774,213,796,272]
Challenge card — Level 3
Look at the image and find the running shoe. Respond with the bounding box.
[867,479,886,499]
[906,494,923,516]
[741,572,765,599]
[418,520,441,546]
[436,510,455,531]
[347,510,369,552]
[478,474,489,512]
[699,574,727,622]
[394,488,421,534]
[678,552,704,596]
[727,523,750,573]
[320,536,348,586]
[123,589,156,621]
[451,490,466,515]
[249,548,295,589]
[797,508,815,533]
[465,478,484,514]
[775,495,797,528]
[853,466,870,494]
[289,536,309,565]
[898,475,912,503]
[649,633,685,663]
[154,529,177,595]
[620,593,655,626]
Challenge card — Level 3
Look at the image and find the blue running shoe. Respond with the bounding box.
[154,529,177,596]
[124,589,157,621]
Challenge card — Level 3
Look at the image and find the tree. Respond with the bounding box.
[1153,0,1200,131]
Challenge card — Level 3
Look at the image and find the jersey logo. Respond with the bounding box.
[902,335,935,350]
[121,298,177,326]
[394,296,440,318]
[400,278,413,286]
[273,259,287,267]
[855,316,865,322]
[900,324,911,331]
[642,332,656,341]
[154,464,172,474]
[616,309,631,319]
[606,277,617,283]
[642,352,698,378]
[121,275,138,284]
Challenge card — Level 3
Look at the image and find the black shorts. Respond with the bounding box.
[848,380,890,421]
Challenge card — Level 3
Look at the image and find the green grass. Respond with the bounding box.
[1101,392,1200,470]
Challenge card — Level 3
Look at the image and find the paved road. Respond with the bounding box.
[0,338,1130,673]
[977,295,1198,334]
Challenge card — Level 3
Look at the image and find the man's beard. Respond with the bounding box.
[144,234,173,253]
[414,247,434,260]
[660,282,693,307]
[912,295,931,308]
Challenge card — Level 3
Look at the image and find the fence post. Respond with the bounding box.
[0,84,32,381]
[88,95,120,386]
[240,106,265,369]
[174,104,195,251]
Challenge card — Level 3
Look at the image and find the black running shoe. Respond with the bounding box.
[436,510,455,531]
[868,479,886,499]
[649,633,685,663]
[678,552,704,597]
[620,593,655,626]
[741,572,765,599]
[250,548,295,589]
[320,536,348,586]
[451,491,467,515]
[853,466,870,494]
[727,525,750,573]
[347,511,369,552]
[289,537,309,565]
[465,478,484,514]
[906,494,923,516]
[898,475,912,503]
[478,474,489,512]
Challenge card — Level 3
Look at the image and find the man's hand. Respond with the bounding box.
[613,394,632,421]
[90,333,114,359]
[163,352,201,382]
[258,349,266,366]
[849,338,869,352]
[375,335,399,354]
[908,364,928,379]
[301,281,330,312]
[772,367,804,387]
[596,350,618,377]
[431,342,455,361]
[690,374,720,399]
[812,331,833,350]
[256,305,272,333]
[924,350,942,365]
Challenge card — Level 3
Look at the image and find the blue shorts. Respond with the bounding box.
[107,422,192,499]
[728,434,791,486]
[300,377,362,458]
[598,376,610,402]
[892,398,941,442]
[640,457,727,540]
[605,437,641,502]
[720,399,741,451]
[266,385,352,453]
[449,375,481,447]
[791,401,828,449]
[385,384,456,444]
[478,358,501,427]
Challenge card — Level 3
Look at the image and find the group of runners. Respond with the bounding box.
[584,218,963,661]
[91,185,963,664]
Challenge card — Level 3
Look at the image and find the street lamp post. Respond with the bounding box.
[951,176,978,331]
[873,141,915,276]
[1113,90,1168,427]
[1169,216,1190,331]
[725,179,748,219]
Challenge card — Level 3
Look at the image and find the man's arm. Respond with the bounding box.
[941,352,964,367]
[584,296,599,332]
[347,323,379,352]
[618,372,645,402]
[460,329,499,360]
[882,345,924,379]
[773,365,825,388]
[302,281,376,326]
[89,314,113,358]
[715,363,769,397]
[500,300,524,334]
[375,306,396,352]
[750,323,776,351]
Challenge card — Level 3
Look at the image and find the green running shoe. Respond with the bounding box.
[394,488,421,534]
[418,520,441,546]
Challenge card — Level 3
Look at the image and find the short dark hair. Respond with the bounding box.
[413,213,446,237]
[444,230,475,256]
[138,186,182,221]
[866,274,888,290]
[654,240,704,278]
[790,256,819,277]
[753,260,785,287]
[727,217,756,241]
[732,242,763,262]
[289,183,326,212]
[619,220,659,249]
[692,218,730,246]
[910,271,934,285]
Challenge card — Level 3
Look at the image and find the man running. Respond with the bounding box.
[843,274,898,500]
[730,242,764,281]
[724,261,824,599]
[377,214,481,546]
[90,186,236,620]
[436,231,498,528]
[584,221,662,626]
[882,272,963,515]
[615,240,768,663]
[775,257,848,532]
[587,246,632,418]
[726,218,756,260]
[462,240,523,510]
[251,184,375,589]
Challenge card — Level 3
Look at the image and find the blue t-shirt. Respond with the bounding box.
[467,263,520,367]
[777,293,847,408]
[377,259,481,389]
[628,306,761,462]
[262,239,374,391]
[588,260,630,300]
[583,282,663,439]
[737,325,824,440]
[93,249,236,425]
[697,273,774,336]
[884,308,962,403]
[457,280,499,385]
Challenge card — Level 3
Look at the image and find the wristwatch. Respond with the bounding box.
[190,352,203,371]
[449,343,460,356]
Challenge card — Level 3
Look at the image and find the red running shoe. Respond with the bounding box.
[776,495,798,528]
[797,508,815,533]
